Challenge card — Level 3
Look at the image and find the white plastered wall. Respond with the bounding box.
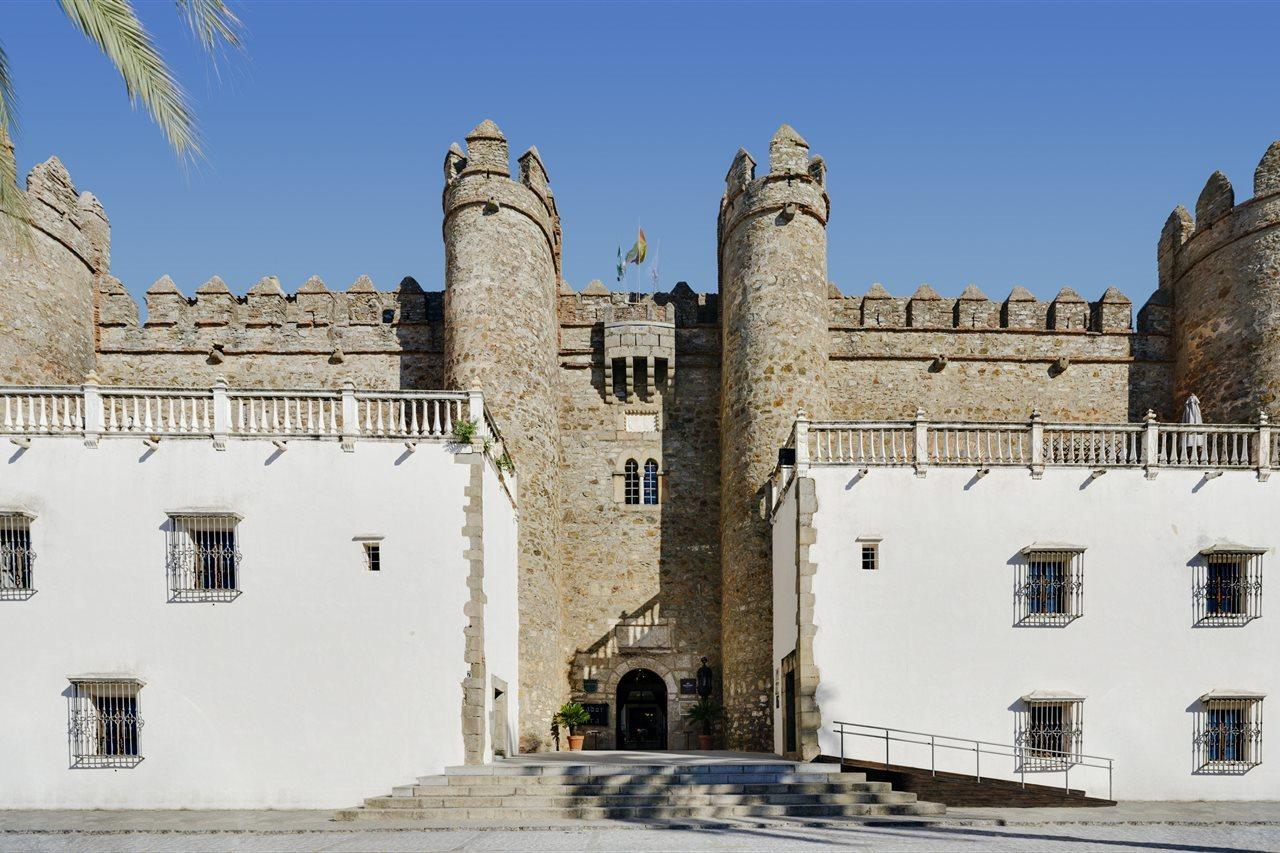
[0,436,515,808]
[788,465,1278,800]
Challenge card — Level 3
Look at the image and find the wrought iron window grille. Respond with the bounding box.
[1016,697,1083,772]
[1195,547,1263,626]
[1017,546,1084,626]
[166,513,242,602]
[1194,694,1263,774]
[0,512,35,600]
[68,678,144,769]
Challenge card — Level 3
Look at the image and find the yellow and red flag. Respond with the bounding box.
[624,228,648,266]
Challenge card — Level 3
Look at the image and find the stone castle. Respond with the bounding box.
[4,121,1279,753]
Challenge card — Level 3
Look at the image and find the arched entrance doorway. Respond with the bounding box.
[616,668,667,750]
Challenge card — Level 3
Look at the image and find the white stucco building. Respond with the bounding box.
[0,384,518,808]
[772,415,1277,800]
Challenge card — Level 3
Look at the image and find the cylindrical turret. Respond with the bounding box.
[0,156,108,384]
[442,120,564,752]
[718,125,830,751]
[1165,140,1280,421]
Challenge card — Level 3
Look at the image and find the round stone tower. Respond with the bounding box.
[0,154,108,384]
[442,120,564,751]
[1163,140,1280,422]
[717,125,830,751]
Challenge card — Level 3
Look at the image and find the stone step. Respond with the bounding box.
[363,791,919,809]
[439,762,843,778]
[420,770,860,787]
[393,780,889,798]
[334,801,946,821]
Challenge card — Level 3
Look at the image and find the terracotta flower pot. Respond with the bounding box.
[567,734,586,751]
[698,734,714,750]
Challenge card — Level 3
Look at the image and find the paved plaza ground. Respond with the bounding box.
[1,803,1278,852]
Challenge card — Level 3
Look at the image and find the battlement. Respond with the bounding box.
[9,157,110,274]
[829,282,1159,334]
[442,119,562,276]
[1159,139,1280,288]
[557,280,719,327]
[96,274,440,369]
[719,125,829,242]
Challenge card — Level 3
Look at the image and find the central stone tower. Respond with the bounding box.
[717,126,830,750]
[442,120,565,751]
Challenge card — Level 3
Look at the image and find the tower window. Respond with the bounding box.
[0,512,35,598]
[624,459,640,505]
[69,678,144,768]
[643,459,660,505]
[365,542,381,572]
[167,513,242,602]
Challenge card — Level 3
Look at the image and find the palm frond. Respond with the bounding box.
[0,41,31,232]
[174,0,242,52]
[57,0,200,159]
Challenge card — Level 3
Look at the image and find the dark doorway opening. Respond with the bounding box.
[616,668,667,750]
[782,650,798,755]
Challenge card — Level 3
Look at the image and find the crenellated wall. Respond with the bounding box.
[1163,141,1280,422]
[94,273,444,389]
[824,281,1171,422]
[0,157,107,385]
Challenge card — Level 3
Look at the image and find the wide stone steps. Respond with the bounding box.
[336,802,945,821]
[362,791,919,808]
[394,780,892,797]
[334,758,946,822]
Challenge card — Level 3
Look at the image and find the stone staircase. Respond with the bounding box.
[335,758,946,822]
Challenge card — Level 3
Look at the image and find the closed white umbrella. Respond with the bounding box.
[1182,394,1205,460]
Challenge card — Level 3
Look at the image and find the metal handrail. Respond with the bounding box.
[832,720,1114,801]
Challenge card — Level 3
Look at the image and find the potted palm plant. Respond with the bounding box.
[686,698,723,750]
[555,702,591,751]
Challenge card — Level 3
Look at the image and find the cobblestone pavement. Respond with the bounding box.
[2,824,1278,851]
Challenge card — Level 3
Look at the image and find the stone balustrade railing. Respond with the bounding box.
[0,380,503,457]
[768,409,1275,513]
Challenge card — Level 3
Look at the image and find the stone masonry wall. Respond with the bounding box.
[94,275,444,389]
[1166,141,1280,423]
[442,122,565,752]
[557,286,722,748]
[825,285,1171,422]
[0,158,106,385]
[718,127,831,751]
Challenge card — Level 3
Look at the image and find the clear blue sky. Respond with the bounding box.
[6,0,1280,305]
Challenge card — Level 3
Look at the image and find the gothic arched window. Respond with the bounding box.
[624,459,640,505]
[643,459,660,505]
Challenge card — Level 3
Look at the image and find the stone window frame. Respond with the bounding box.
[613,452,664,509]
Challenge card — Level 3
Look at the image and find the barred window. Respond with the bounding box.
[643,459,660,505]
[167,513,242,601]
[1196,545,1263,625]
[1017,544,1084,625]
[68,678,143,768]
[624,459,640,505]
[1017,693,1083,771]
[1195,692,1264,773]
[0,512,35,599]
